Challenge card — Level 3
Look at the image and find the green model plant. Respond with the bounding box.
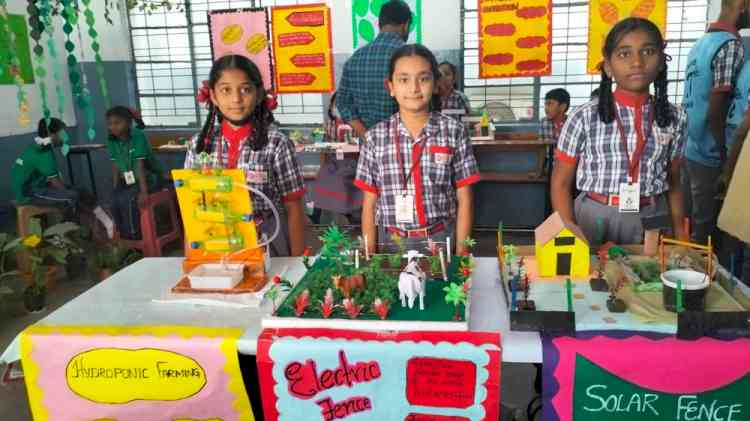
[318,225,354,276]
[443,282,468,321]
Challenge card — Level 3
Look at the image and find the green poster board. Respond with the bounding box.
[0,14,34,84]
[351,0,421,49]
[573,354,748,420]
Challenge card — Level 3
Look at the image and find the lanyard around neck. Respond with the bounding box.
[614,104,653,183]
[393,120,427,191]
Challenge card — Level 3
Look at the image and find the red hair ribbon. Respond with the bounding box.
[265,91,278,111]
[128,108,142,121]
[197,80,211,105]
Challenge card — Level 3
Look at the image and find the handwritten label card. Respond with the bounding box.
[406,358,476,408]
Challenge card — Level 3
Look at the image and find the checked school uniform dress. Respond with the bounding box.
[354,112,480,253]
[441,90,471,115]
[539,116,567,144]
[555,90,687,245]
[184,121,306,256]
[309,118,363,218]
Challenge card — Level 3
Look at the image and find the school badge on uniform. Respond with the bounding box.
[246,170,268,184]
[655,129,672,145]
[433,152,451,165]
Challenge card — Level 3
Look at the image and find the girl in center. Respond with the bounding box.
[184,55,306,256]
[355,44,480,256]
[551,17,688,245]
[438,61,471,115]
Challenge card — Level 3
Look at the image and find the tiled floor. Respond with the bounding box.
[0,227,540,420]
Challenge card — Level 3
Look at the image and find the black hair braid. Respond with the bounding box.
[431,93,442,112]
[597,67,615,124]
[249,101,274,151]
[37,117,65,138]
[196,103,218,155]
[37,118,49,138]
[653,65,673,128]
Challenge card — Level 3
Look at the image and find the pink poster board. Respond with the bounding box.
[20,326,254,421]
[209,9,274,90]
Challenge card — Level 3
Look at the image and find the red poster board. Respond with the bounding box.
[257,328,501,421]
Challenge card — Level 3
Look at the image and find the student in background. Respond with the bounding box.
[310,92,363,224]
[551,18,688,245]
[185,55,306,256]
[355,44,480,255]
[12,118,79,211]
[11,118,113,237]
[106,106,165,240]
[590,88,600,101]
[539,88,570,144]
[683,0,749,244]
[337,0,412,137]
[719,76,750,285]
[438,61,471,115]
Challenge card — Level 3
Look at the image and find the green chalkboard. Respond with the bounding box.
[0,14,34,84]
[573,354,748,420]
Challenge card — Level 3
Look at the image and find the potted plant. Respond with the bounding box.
[92,241,142,281]
[0,233,23,312]
[20,221,82,312]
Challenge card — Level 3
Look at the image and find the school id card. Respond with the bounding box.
[395,194,415,224]
[618,181,640,213]
[124,171,136,185]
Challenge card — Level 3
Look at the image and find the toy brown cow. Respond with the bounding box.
[332,274,366,298]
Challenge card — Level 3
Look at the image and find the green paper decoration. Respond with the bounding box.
[28,0,51,122]
[352,0,421,48]
[39,0,66,123]
[0,13,34,84]
[0,0,30,126]
[60,0,95,142]
[81,0,109,109]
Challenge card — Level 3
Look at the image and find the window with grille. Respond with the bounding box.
[129,0,325,127]
[462,0,710,122]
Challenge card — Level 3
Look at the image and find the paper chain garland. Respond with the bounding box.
[40,0,71,154]
[27,0,51,123]
[60,0,95,142]
[0,0,30,127]
[81,0,110,109]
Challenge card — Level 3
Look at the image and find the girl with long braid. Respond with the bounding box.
[551,18,688,245]
[184,55,306,256]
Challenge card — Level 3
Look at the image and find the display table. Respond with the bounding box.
[0,256,543,365]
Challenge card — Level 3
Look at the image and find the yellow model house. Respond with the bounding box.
[535,212,589,278]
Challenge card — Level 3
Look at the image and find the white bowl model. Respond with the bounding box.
[188,263,245,289]
[661,270,709,290]
[661,269,709,312]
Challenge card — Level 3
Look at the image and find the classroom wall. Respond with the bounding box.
[330,0,463,88]
[0,0,135,227]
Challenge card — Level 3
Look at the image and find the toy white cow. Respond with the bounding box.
[399,251,427,310]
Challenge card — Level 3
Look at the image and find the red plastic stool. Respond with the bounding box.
[120,189,181,257]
